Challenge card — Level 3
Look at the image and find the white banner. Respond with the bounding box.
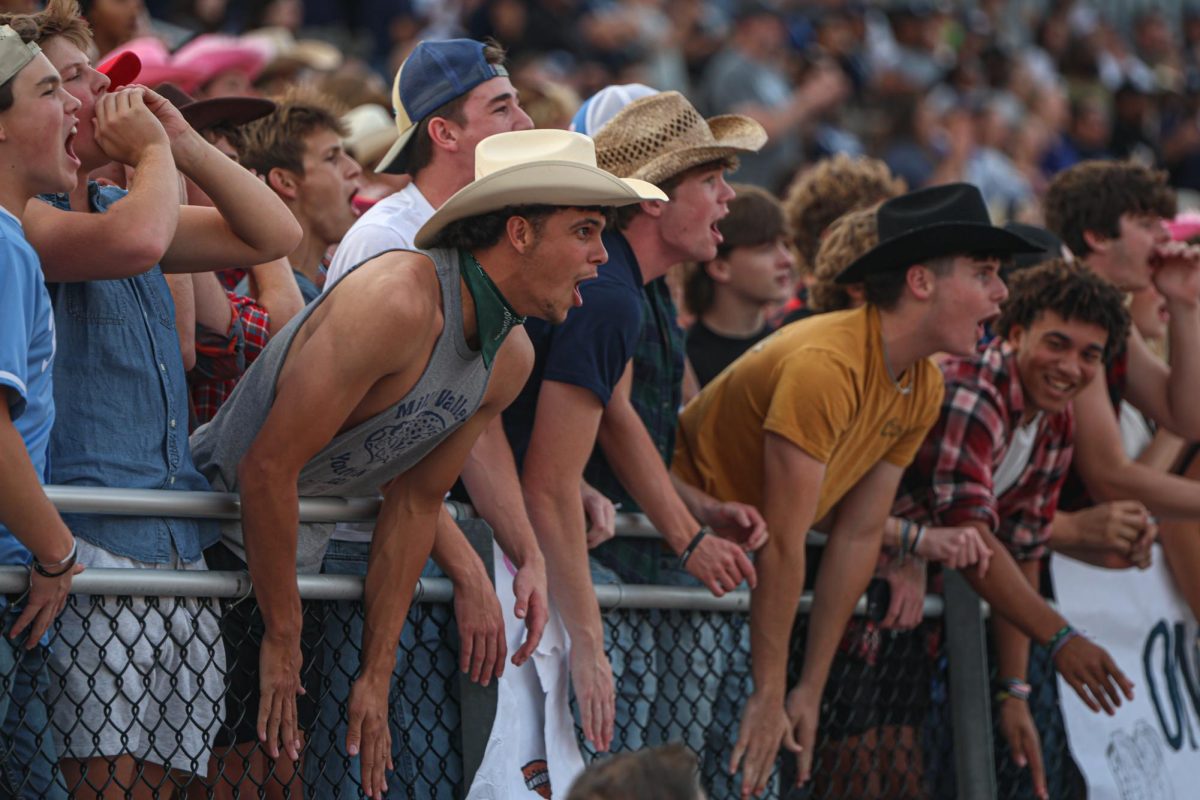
[466,542,585,799]
[1051,547,1200,800]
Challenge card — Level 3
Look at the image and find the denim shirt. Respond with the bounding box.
[39,183,217,563]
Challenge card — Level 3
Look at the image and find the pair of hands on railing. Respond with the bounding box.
[880,524,993,630]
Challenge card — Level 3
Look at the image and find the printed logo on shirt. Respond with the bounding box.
[881,418,905,438]
[324,388,476,484]
[521,760,551,798]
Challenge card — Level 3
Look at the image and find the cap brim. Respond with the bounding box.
[414,161,667,249]
[374,124,417,174]
[99,51,141,89]
[835,224,1043,284]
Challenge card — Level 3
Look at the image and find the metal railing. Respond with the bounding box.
[0,486,1003,799]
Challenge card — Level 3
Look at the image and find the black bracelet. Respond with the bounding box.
[33,539,78,578]
[679,526,712,569]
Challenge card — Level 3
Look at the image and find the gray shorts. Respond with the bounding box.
[46,540,226,774]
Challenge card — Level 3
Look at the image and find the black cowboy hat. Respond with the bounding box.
[1001,222,1064,278]
[835,183,1041,284]
[156,82,276,134]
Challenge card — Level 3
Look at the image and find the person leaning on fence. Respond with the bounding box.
[780,202,995,800]
[189,128,665,799]
[682,184,796,388]
[501,90,769,758]
[893,260,1138,799]
[0,1,301,795]
[313,38,551,799]
[0,23,84,799]
[672,183,1042,799]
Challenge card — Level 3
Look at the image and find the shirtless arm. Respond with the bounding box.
[351,345,531,799]
[236,258,443,763]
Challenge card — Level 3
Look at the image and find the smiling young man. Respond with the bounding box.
[671,184,1040,798]
[189,129,666,799]
[502,91,770,757]
[893,260,1137,799]
[0,22,83,798]
[238,92,362,303]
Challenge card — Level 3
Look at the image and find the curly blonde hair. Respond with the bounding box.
[782,155,905,274]
[809,206,879,312]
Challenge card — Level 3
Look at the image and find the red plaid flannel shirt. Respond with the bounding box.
[190,291,272,426]
[892,339,1074,561]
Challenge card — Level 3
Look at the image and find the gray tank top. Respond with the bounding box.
[190,247,492,573]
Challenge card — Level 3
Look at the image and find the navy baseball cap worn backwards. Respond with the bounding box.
[376,38,508,175]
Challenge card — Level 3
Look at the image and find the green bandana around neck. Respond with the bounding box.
[458,250,526,367]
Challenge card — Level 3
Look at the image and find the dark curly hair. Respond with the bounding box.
[994,258,1130,362]
[1043,161,1175,258]
[428,204,613,251]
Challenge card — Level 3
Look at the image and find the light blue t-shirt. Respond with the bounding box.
[0,207,56,567]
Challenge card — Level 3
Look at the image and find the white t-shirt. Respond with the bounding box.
[325,182,437,543]
[323,182,437,290]
[1118,400,1154,460]
[993,413,1042,497]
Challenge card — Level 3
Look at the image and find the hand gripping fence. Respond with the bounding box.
[0,487,1025,799]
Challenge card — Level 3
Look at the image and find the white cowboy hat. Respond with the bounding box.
[414,129,667,249]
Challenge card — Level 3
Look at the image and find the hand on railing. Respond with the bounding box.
[685,535,757,597]
[914,525,993,575]
[12,561,85,648]
[700,500,768,552]
[1053,635,1134,715]
[998,696,1048,799]
[581,482,616,549]
[257,630,305,762]
[346,673,395,800]
[571,644,615,753]
[881,557,926,630]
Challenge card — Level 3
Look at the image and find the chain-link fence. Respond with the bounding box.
[0,488,1009,799]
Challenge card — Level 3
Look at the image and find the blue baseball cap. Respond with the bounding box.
[376,38,509,175]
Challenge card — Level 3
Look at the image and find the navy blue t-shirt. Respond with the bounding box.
[503,230,644,467]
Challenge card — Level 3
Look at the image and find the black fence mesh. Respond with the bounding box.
[0,583,1001,799]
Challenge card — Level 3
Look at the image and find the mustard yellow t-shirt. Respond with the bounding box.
[674,305,944,520]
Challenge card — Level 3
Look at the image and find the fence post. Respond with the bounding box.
[456,518,500,795]
[943,569,997,800]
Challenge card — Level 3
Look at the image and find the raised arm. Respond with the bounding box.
[26,89,181,281]
[138,87,302,272]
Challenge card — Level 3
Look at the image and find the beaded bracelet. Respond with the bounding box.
[679,526,712,569]
[999,678,1032,702]
[1048,625,1081,660]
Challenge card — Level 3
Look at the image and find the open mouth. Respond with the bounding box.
[710,221,723,245]
[64,125,80,169]
[573,272,598,307]
[1044,374,1076,398]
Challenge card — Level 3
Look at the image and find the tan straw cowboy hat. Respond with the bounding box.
[593,91,767,185]
[414,129,667,249]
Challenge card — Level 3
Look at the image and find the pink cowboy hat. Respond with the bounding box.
[101,37,202,91]
[171,34,272,90]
